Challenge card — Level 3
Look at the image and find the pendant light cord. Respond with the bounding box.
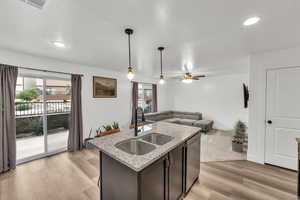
[128,33,131,67]
[160,50,163,75]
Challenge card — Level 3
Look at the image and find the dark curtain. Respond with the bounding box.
[152,84,158,112]
[0,65,18,173]
[131,82,138,124]
[68,74,83,151]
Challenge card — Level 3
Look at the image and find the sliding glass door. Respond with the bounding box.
[16,75,71,163]
[16,76,45,160]
[46,79,71,152]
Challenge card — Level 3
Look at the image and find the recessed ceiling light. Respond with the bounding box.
[243,17,261,26]
[52,41,66,48]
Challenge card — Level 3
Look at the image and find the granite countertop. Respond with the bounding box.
[89,122,201,172]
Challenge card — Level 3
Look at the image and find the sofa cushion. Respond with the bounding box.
[163,118,181,123]
[193,120,214,132]
[177,119,197,126]
[173,111,202,120]
[145,111,172,121]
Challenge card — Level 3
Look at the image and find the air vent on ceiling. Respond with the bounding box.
[20,0,46,9]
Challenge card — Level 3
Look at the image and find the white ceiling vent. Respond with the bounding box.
[20,0,46,9]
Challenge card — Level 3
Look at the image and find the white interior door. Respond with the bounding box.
[265,67,300,170]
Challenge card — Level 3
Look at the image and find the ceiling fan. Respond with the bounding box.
[183,72,205,80]
[171,70,206,83]
[172,64,206,83]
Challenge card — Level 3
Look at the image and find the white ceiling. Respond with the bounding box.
[1,0,300,77]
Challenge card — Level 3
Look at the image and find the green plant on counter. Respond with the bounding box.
[96,127,102,137]
[112,122,119,130]
[103,125,113,131]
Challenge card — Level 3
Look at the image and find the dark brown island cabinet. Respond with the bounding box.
[99,132,201,200]
[297,138,300,196]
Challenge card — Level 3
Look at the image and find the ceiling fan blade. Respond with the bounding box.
[168,75,184,79]
[167,72,206,80]
[194,75,206,78]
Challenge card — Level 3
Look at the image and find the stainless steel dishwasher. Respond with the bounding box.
[185,133,201,193]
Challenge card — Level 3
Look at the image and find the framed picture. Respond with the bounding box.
[93,76,117,98]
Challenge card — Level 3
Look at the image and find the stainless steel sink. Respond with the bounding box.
[115,139,156,155]
[141,133,174,145]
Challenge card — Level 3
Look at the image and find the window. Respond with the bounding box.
[137,83,153,113]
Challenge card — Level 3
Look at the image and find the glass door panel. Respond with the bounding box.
[16,77,45,161]
[137,83,153,113]
[46,79,71,152]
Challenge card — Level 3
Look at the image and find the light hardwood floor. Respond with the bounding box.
[0,149,298,200]
[201,130,247,162]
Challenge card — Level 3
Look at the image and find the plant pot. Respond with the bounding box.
[84,138,94,149]
[100,129,120,137]
[129,122,145,129]
[232,142,243,153]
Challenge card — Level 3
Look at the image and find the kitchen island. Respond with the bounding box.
[296,138,300,196]
[90,122,201,200]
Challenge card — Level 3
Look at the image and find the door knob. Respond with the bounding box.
[267,120,272,124]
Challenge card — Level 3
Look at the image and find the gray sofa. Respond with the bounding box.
[144,111,213,133]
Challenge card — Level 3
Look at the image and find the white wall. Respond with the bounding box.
[0,48,169,138]
[248,46,300,164]
[167,73,249,130]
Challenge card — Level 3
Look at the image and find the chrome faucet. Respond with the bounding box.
[134,107,145,136]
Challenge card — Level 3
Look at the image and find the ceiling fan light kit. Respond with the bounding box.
[182,79,193,84]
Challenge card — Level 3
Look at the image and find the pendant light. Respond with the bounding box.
[158,46,165,84]
[125,28,134,80]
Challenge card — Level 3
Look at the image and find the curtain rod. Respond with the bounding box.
[17,66,84,77]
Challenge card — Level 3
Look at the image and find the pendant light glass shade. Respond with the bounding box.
[127,66,134,80]
[125,28,134,80]
[159,74,165,84]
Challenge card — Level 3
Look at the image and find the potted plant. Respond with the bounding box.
[95,127,102,138]
[232,120,247,153]
[112,122,119,130]
[84,128,94,149]
[101,122,120,136]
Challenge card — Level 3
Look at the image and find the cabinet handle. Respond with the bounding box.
[97,175,101,188]
[267,120,272,124]
[165,157,170,168]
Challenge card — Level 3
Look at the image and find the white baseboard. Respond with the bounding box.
[247,153,265,164]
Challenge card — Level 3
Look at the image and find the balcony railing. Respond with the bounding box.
[15,101,71,117]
